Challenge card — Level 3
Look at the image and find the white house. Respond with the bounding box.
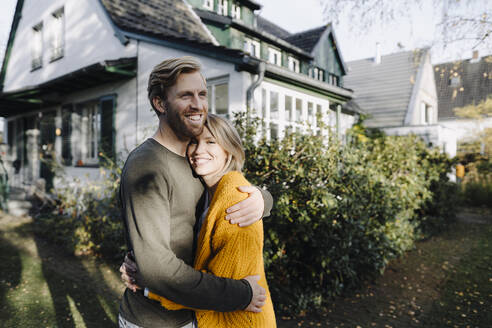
[344,49,457,157]
[0,0,358,189]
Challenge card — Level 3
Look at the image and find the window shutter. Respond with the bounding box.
[61,104,73,165]
[99,97,115,160]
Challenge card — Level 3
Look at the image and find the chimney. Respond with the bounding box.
[472,50,478,61]
[375,42,381,64]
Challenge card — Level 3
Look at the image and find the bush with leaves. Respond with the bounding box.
[235,113,456,313]
[34,153,125,259]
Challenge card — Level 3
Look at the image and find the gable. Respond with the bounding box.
[2,0,136,93]
[344,50,424,128]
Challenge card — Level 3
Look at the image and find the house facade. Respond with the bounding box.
[344,49,457,157]
[434,52,492,154]
[0,0,357,188]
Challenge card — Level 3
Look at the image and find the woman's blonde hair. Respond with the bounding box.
[204,114,245,174]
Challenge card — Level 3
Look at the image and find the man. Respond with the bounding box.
[118,57,273,328]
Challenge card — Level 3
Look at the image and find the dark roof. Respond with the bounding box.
[284,25,327,53]
[99,0,213,44]
[237,0,261,10]
[0,57,137,117]
[434,55,492,120]
[256,16,291,39]
[344,50,427,128]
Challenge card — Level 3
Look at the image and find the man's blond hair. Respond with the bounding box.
[147,56,202,116]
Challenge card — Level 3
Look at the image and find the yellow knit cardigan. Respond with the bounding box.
[148,171,276,327]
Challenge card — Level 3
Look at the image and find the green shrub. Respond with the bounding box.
[235,114,456,313]
[34,153,125,259]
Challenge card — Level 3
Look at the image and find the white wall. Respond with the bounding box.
[439,117,492,144]
[383,124,457,158]
[3,0,137,92]
[409,54,438,125]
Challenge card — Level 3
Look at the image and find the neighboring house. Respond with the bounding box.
[0,0,357,188]
[344,49,457,157]
[434,51,492,154]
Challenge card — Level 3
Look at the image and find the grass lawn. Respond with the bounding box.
[0,208,490,327]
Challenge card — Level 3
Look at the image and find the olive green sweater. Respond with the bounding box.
[119,139,272,328]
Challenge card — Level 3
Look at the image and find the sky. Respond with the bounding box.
[0,0,491,67]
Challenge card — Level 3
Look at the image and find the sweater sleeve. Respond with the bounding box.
[147,172,262,311]
[121,160,250,312]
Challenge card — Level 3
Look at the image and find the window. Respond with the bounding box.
[309,67,325,82]
[285,96,293,121]
[231,2,241,19]
[217,0,228,16]
[449,75,461,87]
[203,0,213,10]
[31,23,43,70]
[421,102,433,125]
[244,38,260,57]
[207,77,229,117]
[268,47,281,66]
[270,91,279,120]
[74,101,100,165]
[329,74,339,86]
[288,56,300,73]
[64,96,115,166]
[295,98,303,122]
[308,102,315,126]
[49,7,64,61]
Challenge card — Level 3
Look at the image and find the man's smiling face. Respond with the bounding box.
[164,71,208,141]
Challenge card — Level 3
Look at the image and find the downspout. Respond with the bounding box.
[135,40,139,147]
[246,61,266,113]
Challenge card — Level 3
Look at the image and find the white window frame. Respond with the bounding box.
[203,0,213,10]
[258,81,330,140]
[268,47,282,66]
[288,56,300,73]
[207,75,230,118]
[421,102,433,125]
[231,2,241,19]
[217,0,228,16]
[244,38,260,57]
[49,7,65,61]
[74,101,101,166]
[31,23,43,70]
[309,66,325,82]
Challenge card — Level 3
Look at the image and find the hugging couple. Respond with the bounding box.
[118,56,276,328]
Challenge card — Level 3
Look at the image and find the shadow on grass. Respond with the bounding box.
[31,231,117,328]
[0,235,22,322]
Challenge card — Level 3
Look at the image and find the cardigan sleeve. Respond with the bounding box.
[147,172,262,311]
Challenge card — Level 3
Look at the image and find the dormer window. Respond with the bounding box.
[449,74,461,87]
[218,0,228,16]
[268,47,281,66]
[31,22,43,70]
[244,38,260,57]
[49,7,65,61]
[309,67,325,82]
[329,73,340,86]
[231,2,241,19]
[288,56,300,73]
[203,0,213,10]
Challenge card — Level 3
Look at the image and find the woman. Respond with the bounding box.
[123,114,276,327]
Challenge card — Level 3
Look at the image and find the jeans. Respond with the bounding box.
[118,314,197,328]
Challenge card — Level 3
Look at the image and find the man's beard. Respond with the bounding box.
[166,104,206,141]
